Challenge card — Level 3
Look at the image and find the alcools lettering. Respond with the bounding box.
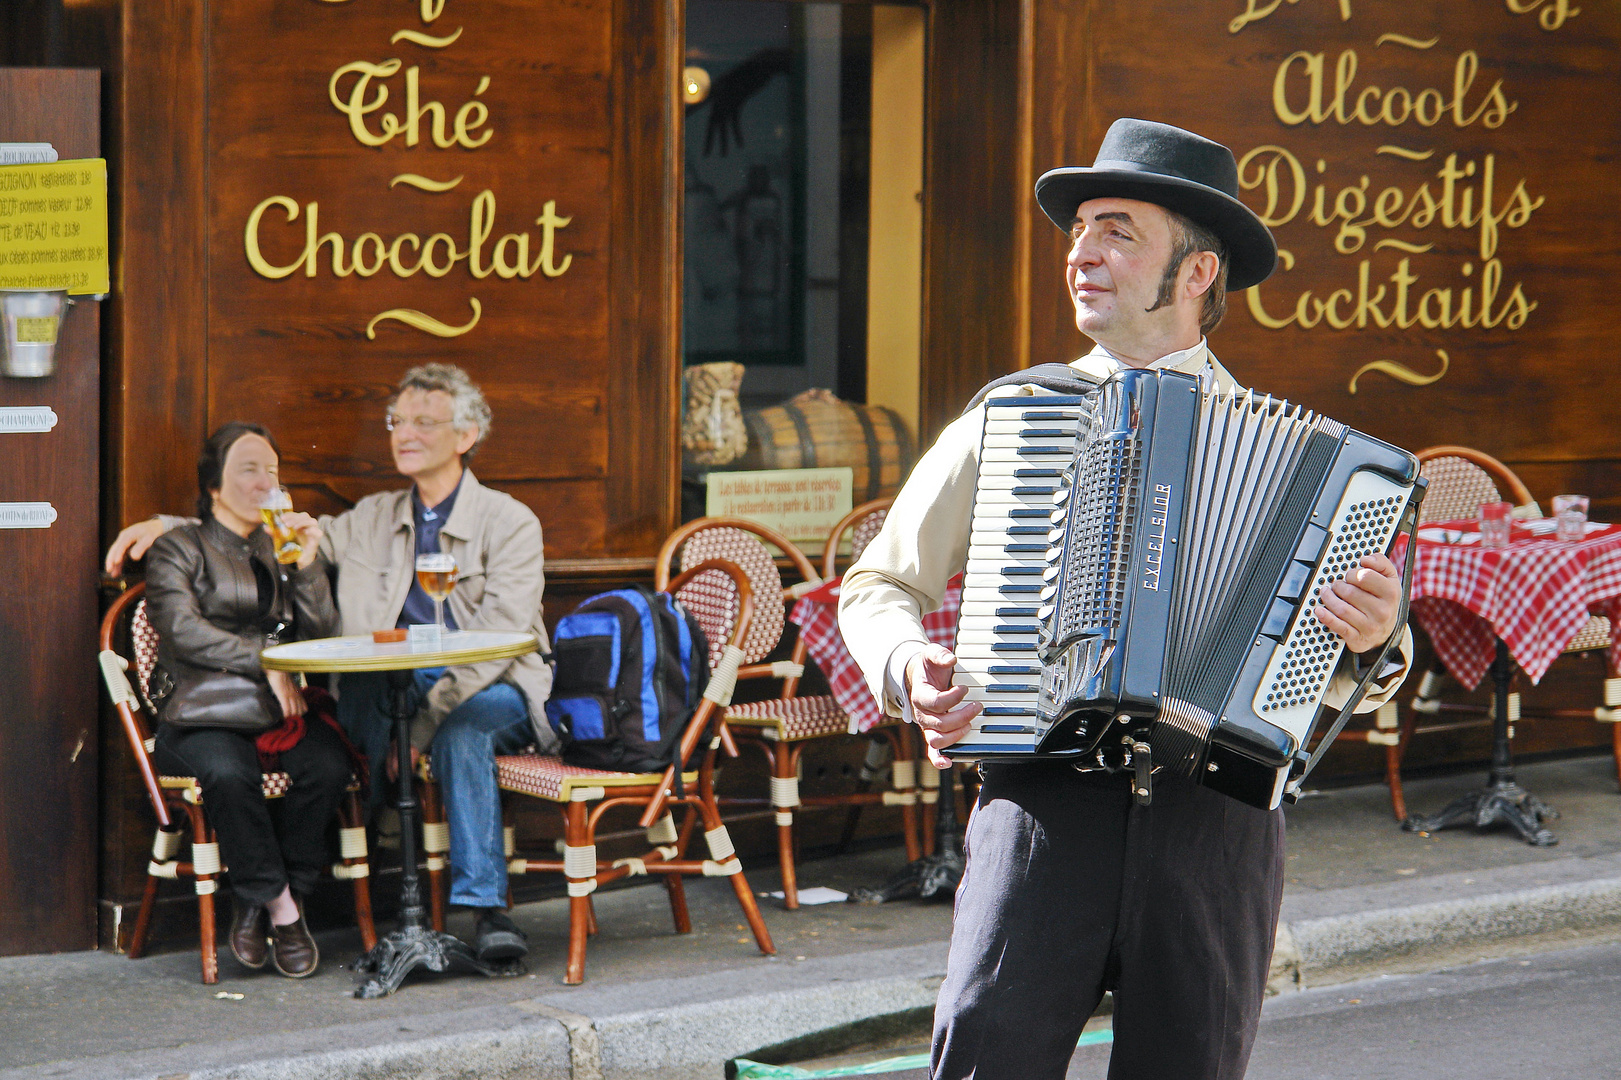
[1272,49,1516,130]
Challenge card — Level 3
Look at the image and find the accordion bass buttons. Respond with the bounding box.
[1276,559,1314,603]
[1294,523,1329,564]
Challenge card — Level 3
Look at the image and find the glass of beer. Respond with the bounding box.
[259,488,302,565]
[415,552,459,632]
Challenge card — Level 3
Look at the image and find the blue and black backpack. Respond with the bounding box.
[545,586,711,774]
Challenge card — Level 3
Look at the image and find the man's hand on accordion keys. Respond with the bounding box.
[1313,552,1403,656]
[905,643,984,769]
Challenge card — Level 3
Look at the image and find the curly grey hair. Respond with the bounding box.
[394,363,493,456]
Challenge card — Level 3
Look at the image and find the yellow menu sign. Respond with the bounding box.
[0,159,109,295]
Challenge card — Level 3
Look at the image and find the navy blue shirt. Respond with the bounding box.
[397,472,464,629]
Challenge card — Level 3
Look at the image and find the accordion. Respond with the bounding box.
[945,367,1422,811]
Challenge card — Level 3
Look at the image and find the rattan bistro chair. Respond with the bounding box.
[98,583,376,984]
[498,558,775,985]
[656,517,921,910]
[1393,447,1621,811]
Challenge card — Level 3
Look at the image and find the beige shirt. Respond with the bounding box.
[838,340,1413,725]
[318,469,555,751]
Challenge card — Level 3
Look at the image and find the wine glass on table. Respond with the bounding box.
[415,552,459,637]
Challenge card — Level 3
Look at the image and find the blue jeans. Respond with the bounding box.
[338,668,532,908]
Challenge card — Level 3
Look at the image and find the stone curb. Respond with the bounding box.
[1273,853,1621,990]
[0,945,948,1080]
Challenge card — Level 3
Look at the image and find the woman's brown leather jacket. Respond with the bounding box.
[144,517,339,690]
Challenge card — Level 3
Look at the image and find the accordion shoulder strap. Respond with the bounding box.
[961,363,1102,415]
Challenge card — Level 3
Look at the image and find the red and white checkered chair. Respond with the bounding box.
[1390,447,1620,815]
[656,516,920,910]
[98,583,376,984]
[497,558,775,984]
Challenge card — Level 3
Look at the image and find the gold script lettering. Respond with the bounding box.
[1347,350,1451,393]
[1506,0,1579,31]
[366,298,482,340]
[1249,253,1537,332]
[1228,0,1351,34]
[329,60,404,146]
[330,62,491,149]
[243,191,574,283]
[1272,49,1517,129]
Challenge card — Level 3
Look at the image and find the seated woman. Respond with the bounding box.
[145,421,347,978]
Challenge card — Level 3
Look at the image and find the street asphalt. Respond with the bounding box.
[2,753,1619,1080]
[771,938,1621,1079]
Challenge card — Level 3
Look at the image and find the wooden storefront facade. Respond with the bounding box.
[0,0,1616,955]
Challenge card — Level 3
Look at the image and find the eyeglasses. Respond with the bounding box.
[385,412,455,434]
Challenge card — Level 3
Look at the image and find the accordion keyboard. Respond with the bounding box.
[950,394,1091,757]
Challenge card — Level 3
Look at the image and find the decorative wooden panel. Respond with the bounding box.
[108,0,678,561]
[918,0,1024,442]
[1018,0,1621,518]
[0,68,102,956]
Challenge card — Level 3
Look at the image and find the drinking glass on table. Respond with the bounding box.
[1553,494,1589,542]
[1479,500,1513,550]
[415,552,459,633]
[258,487,302,564]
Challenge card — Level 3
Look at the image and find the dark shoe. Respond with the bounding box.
[474,908,528,963]
[269,911,319,978]
[229,898,268,970]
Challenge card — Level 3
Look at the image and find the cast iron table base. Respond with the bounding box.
[353,669,525,997]
[851,762,964,904]
[1404,637,1558,847]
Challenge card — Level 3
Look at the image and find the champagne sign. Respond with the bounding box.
[0,407,58,433]
[240,0,577,339]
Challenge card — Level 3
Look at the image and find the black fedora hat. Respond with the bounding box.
[1034,118,1277,290]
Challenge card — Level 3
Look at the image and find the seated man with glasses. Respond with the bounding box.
[106,363,554,963]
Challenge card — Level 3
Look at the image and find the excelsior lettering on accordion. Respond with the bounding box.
[945,367,1425,811]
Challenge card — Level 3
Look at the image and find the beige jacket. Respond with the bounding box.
[839,342,1412,725]
[317,470,556,752]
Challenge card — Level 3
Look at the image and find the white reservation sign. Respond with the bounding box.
[706,467,854,545]
[0,407,58,433]
[0,502,58,529]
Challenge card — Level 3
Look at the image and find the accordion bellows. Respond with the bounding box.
[948,367,1421,811]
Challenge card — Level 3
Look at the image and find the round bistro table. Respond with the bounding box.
[262,630,538,997]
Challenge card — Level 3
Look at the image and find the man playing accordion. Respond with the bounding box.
[838,118,1414,1079]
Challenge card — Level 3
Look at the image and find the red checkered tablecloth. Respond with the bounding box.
[1401,520,1621,690]
[789,574,963,733]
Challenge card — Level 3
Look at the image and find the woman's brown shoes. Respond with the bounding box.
[269,911,319,977]
[229,899,269,970]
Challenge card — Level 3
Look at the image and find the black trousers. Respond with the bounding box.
[931,761,1284,1080]
[153,720,351,904]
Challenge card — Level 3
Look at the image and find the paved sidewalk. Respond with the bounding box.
[3,754,1619,1080]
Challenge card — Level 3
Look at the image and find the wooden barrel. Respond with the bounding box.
[740,389,916,502]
